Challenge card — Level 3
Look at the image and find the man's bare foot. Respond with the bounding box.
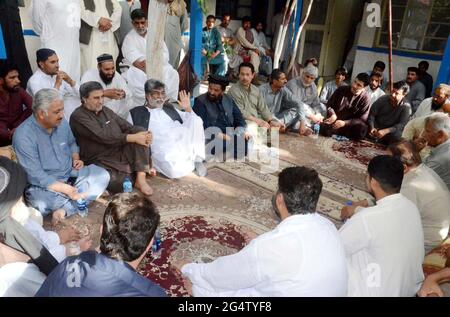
[52,209,66,226]
[149,168,157,177]
[135,179,154,196]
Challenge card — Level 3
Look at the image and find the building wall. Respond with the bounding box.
[321,0,363,79]
[352,0,443,83]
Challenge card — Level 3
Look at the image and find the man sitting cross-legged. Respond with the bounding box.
[321,73,371,140]
[194,75,251,161]
[128,79,206,178]
[259,69,309,136]
[70,81,154,196]
[12,88,110,224]
[228,62,283,146]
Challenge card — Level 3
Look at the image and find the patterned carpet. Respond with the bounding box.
[135,133,385,297]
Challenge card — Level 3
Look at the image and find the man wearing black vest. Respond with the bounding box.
[80,0,122,74]
[193,75,251,160]
[128,79,207,178]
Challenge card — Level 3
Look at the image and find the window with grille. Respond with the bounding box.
[376,0,449,55]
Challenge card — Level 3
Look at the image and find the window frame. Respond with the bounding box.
[375,0,448,56]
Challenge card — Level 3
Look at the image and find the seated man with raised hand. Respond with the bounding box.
[182,166,348,297]
[340,156,424,297]
[388,140,450,253]
[128,80,206,178]
[228,62,283,145]
[321,73,371,140]
[81,54,132,119]
[36,192,167,297]
[70,82,154,196]
[259,69,309,136]
[0,63,32,147]
[367,80,411,145]
[12,89,110,224]
[194,75,251,160]
[286,63,326,130]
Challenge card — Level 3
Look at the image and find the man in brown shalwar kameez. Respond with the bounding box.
[70,81,154,195]
[321,73,372,140]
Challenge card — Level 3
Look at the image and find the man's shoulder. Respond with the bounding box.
[13,116,33,138]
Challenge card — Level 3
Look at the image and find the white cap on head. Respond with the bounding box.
[303,64,318,78]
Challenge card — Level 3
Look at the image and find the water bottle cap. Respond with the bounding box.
[346,201,353,206]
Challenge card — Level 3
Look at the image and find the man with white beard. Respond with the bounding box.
[30,0,81,81]
[81,54,132,118]
[122,9,179,107]
[128,79,206,179]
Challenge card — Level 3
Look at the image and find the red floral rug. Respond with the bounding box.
[330,139,387,166]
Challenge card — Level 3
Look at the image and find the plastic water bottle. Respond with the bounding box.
[123,177,133,193]
[313,123,320,137]
[332,135,349,142]
[76,198,88,218]
[152,228,162,258]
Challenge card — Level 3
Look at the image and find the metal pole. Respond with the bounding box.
[388,0,393,92]
[189,0,203,78]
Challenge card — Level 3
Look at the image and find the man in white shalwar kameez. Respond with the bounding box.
[181,166,348,297]
[81,54,132,118]
[26,49,80,120]
[30,0,81,81]
[128,79,206,179]
[122,8,179,105]
[80,0,122,74]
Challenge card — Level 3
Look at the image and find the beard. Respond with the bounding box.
[301,78,312,87]
[136,28,147,36]
[100,71,114,85]
[148,98,166,109]
[2,83,20,93]
[431,100,444,111]
[206,93,221,102]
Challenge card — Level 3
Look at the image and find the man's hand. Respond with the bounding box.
[178,90,192,112]
[270,120,284,129]
[252,48,260,56]
[128,131,152,147]
[72,159,84,170]
[413,136,427,152]
[98,17,112,31]
[217,132,231,142]
[104,89,124,100]
[133,60,146,72]
[340,204,358,221]
[323,114,337,125]
[201,48,207,56]
[256,119,270,129]
[299,122,312,136]
[417,277,444,297]
[57,71,75,87]
[58,226,81,244]
[332,120,346,130]
[377,129,390,138]
[244,132,252,141]
[369,128,378,138]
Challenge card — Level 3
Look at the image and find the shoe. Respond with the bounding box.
[194,161,207,177]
